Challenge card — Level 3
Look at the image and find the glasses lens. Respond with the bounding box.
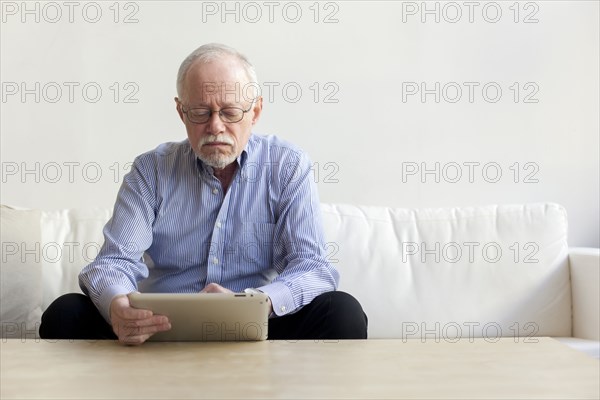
[185,107,246,123]
[220,108,244,123]
[188,109,211,123]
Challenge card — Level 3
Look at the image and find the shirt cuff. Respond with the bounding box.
[257,281,296,317]
[98,285,134,324]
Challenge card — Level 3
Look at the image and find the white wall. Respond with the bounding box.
[1,1,598,247]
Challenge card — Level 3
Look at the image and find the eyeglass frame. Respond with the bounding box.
[176,98,258,124]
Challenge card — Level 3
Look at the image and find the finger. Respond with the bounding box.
[122,315,170,327]
[120,334,151,346]
[201,283,232,293]
[112,294,155,320]
[116,320,171,337]
[118,321,171,345]
[118,306,153,320]
[201,282,222,293]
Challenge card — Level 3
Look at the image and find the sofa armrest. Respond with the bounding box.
[569,247,600,340]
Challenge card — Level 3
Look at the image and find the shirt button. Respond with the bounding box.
[280,306,286,312]
[212,188,218,194]
[213,257,219,265]
[216,222,222,228]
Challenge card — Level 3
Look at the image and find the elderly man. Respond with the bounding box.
[40,43,367,344]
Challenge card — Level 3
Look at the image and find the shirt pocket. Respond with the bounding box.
[239,222,276,267]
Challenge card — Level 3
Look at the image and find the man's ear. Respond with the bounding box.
[251,96,263,125]
[174,97,184,122]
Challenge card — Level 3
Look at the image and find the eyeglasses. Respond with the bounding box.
[180,100,256,124]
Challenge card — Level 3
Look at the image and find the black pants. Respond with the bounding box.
[39,291,368,340]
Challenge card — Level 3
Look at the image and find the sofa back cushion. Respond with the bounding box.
[1,206,113,338]
[39,208,113,310]
[321,202,571,339]
[1,202,571,340]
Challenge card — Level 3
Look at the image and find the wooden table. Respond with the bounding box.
[1,337,598,399]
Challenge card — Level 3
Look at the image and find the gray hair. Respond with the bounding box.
[176,43,259,100]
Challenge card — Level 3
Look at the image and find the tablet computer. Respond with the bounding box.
[128,292,270,342]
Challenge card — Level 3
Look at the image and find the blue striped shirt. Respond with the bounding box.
[79,134,339,322]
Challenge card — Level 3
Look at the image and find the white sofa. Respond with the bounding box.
[1,202,598,358]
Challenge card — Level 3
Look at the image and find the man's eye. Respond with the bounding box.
[221,109,241,118]
[190,109,210,117]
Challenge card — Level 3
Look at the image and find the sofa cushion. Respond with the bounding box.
[1,206,112,338]
[40,208,113,310]
[1,205,43,339]
[1,202,574,343]
[321,203,571,339]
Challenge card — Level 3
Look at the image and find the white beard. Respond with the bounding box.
[196,134,237,169]
[198,151,237,169]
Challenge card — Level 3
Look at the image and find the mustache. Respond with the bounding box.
[200,135,235,146]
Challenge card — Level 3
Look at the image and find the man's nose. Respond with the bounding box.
[207,111,225,134]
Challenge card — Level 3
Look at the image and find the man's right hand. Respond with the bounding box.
[110,294,171,345]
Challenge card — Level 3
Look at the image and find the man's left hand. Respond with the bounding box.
[200,283,273,315]
[200,283,233,293]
